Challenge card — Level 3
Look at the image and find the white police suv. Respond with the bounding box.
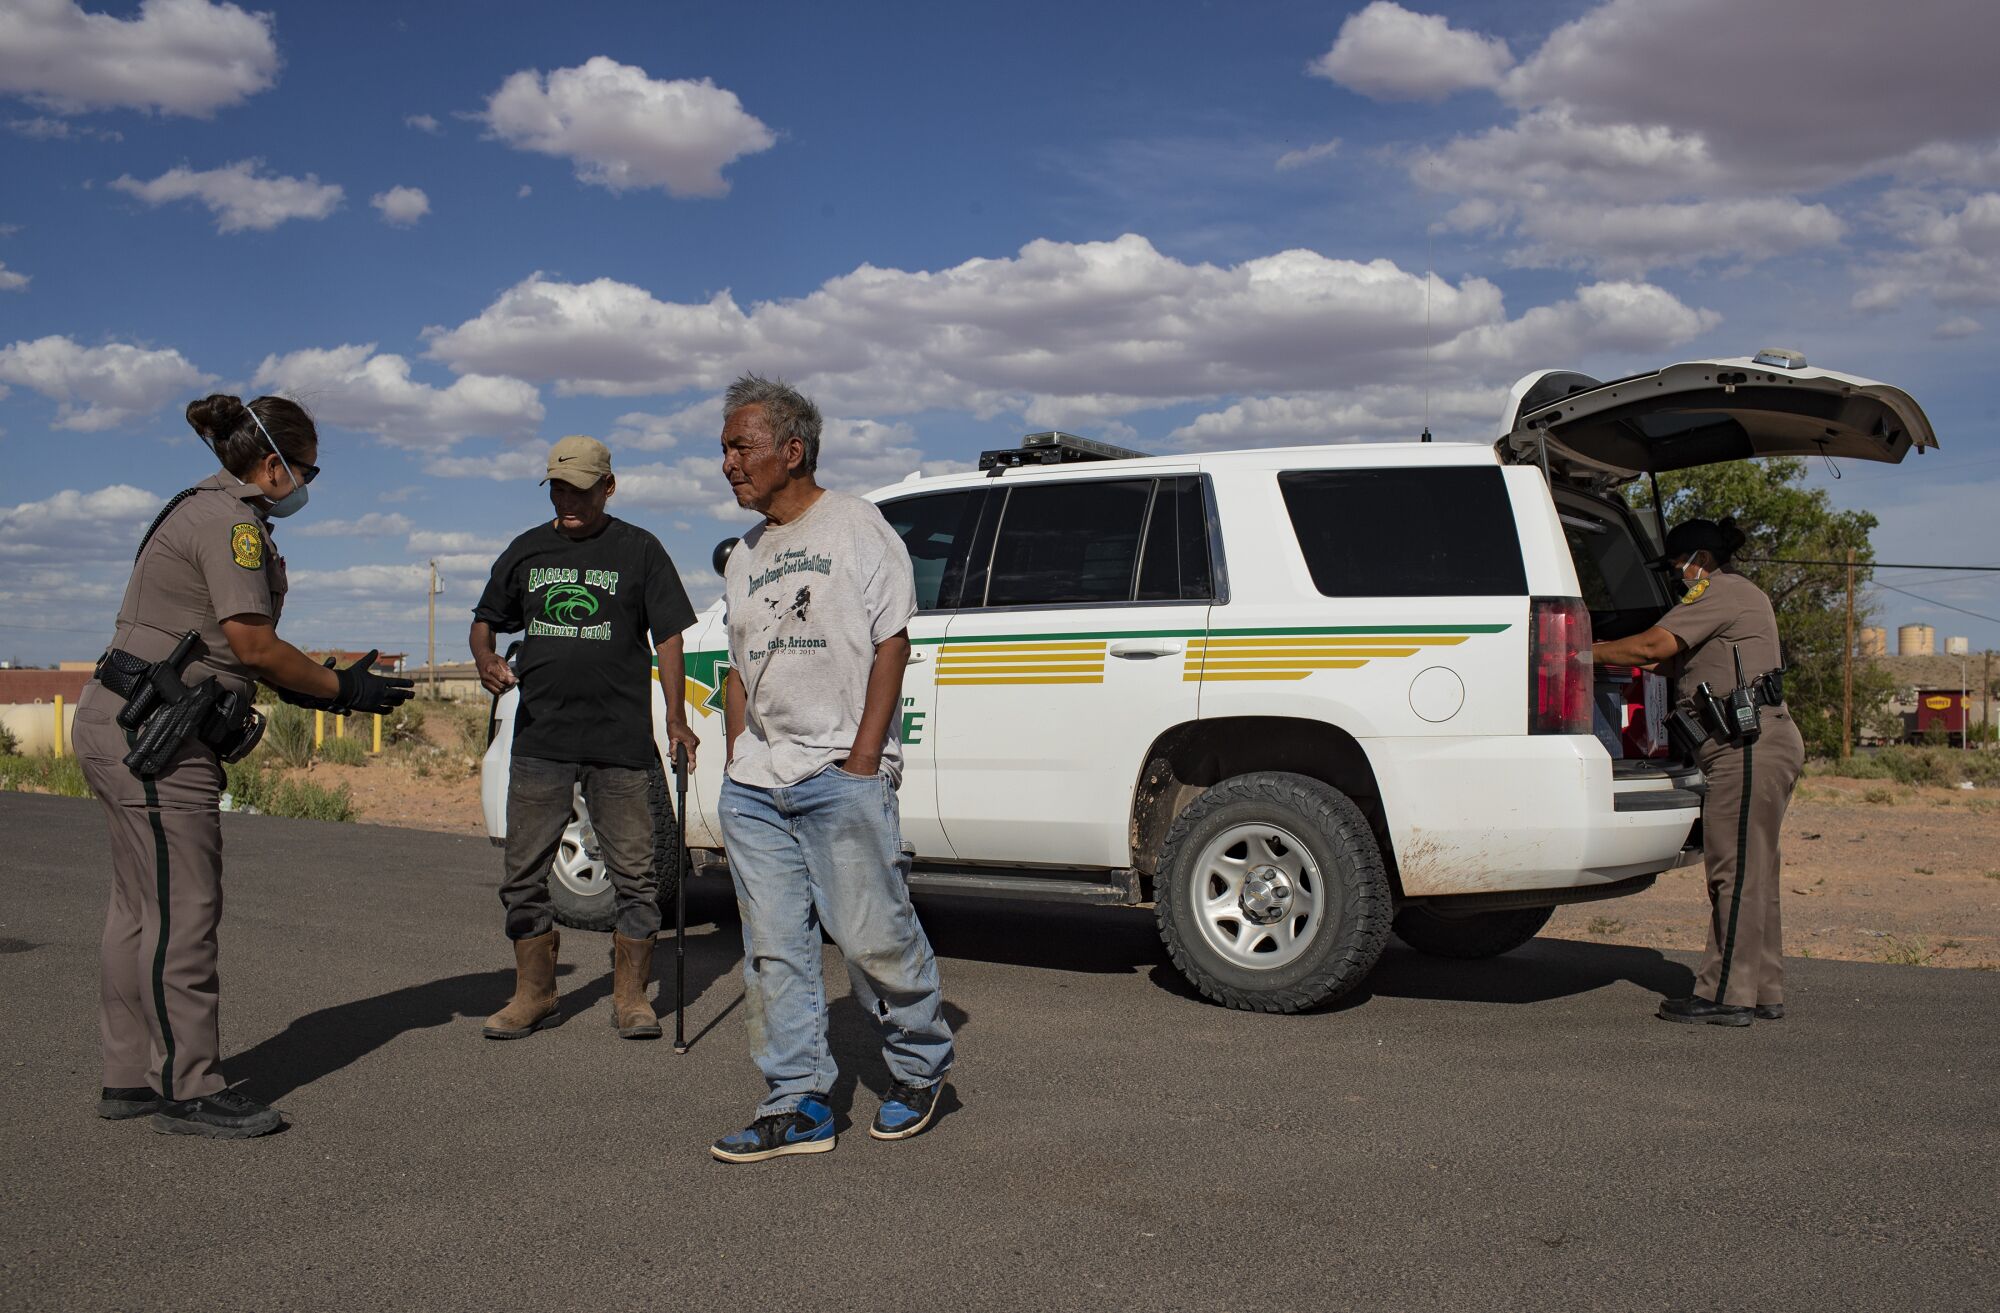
[483,352,1935,1011]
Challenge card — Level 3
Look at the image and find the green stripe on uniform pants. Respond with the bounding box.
[134,746,177,1103]
[1714,740,1754,1004]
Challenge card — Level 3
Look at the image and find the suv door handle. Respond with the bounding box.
[1109,639,1184,658]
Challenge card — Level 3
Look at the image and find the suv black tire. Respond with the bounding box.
[1155,772,1393,1013]
[1391,905,1553,959]
[548,760,684,933]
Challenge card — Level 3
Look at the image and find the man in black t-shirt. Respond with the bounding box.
[469,435,698,1041]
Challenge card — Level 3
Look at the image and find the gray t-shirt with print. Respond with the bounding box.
[724,490,918,789]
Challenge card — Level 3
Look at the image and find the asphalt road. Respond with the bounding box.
[2,792,1995,1313]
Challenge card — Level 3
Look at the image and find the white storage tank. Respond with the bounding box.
[1898,624,1936,656]
[1946,635,1971,656]
[1858,626,1888,657]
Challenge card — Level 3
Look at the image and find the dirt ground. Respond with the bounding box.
[1552,774,2000,971]
[332,752,1999,971]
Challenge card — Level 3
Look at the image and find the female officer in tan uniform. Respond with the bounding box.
[1591,517,1804,1028]
[74,394,412,1138]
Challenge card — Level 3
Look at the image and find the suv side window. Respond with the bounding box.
[983,479,1154,607]
[1278,466,1526,597]
[1136,476,1214,602]
[881,489,983,611]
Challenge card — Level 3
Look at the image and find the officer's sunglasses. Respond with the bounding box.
[275,454,321,486]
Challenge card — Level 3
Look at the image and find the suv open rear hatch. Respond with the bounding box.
[1497,352,1939,490]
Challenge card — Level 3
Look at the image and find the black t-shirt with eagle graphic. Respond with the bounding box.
[474,517,695,768]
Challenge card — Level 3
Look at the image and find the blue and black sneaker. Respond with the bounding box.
[710,1094,836,1164]
[869,1080,944,1141]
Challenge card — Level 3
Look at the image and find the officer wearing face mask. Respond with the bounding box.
[1590,517,1804,1028]
[71,393,413,1138]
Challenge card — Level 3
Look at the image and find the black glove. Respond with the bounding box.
[329,649,416,715]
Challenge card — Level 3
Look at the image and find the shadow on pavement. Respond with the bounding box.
[228,932,743,1103]
[914,898,1164,976]
[1144,935,1696,1013]
[823,993,972,1133]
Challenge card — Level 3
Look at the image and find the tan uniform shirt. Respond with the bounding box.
[108,472,287,698]
[1656,570,1782,697]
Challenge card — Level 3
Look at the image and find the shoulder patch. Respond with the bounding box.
[230,522,264,570]
[1680,577,1710,605]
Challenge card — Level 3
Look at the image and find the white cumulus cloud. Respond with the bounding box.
[1275,139,1340,172]
[423,447,549,482]
[480,56,776,198]
[290,512,415,540]
[0,0,278,118]
[0,334,212,430]
[0,262,27,292]
[112,159,343,233]
[1509,198,1845,275]
[370,185,429,227]
[251,344,543,448]
[404,113,440,134]
[424,233,1714,430]
[1311,3,1512,102]
[0,483,160,563]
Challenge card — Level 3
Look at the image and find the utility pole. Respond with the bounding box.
[1985,650,1993,753]
[1841,548,1856,758]
[427,558,438,699]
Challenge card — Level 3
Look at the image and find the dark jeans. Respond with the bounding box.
[502,755,658,941]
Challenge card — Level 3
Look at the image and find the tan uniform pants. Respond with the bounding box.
[73,684,228,1101]
[1693,708,1805,1008]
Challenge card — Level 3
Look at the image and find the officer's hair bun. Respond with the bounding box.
[186,392,319,478]
[186,393,249,440]
[1716,516,1748,562]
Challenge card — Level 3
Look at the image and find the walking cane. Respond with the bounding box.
[671,742,691,1054]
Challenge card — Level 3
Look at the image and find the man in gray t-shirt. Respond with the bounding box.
[724,487,916,789]
[709,374,955,1165]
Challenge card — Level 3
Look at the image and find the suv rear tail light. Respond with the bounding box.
[1529,597,1593,735]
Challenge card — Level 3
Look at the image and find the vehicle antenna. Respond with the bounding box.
[1421,168,1434,443]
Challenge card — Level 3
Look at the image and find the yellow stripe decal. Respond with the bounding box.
[937,663,1109,675]
[1186,671,1315,682]
[936,674,1106,685]
[1191,635,1469,649]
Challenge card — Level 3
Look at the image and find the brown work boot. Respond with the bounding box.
[484,930,560,1039]
[610,932,662,1040]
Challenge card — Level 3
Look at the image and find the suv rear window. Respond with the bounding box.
[881,489,982,611]
[986,479,1154,607]
[1277,467,1526,597]
[1559,494,1665,639]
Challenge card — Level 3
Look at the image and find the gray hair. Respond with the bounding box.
[723,373,822,474]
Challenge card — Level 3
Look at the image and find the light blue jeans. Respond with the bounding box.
[720,764,954,1116]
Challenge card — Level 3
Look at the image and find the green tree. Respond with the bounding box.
[1628,457,1893,758]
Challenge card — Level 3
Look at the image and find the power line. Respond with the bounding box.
[1742,557,2000,572]
[1871,581,2000,627]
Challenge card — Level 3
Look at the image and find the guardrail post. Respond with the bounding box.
[372,713,382,755]
[53,694,64,758]
[314,709,324,749]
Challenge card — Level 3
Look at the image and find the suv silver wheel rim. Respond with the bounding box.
[550,791,610,899]
[1193,822,1324,969]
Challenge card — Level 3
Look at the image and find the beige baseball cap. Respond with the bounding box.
[541,434,613,489]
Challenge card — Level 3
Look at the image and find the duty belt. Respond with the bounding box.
[95,631,264,777]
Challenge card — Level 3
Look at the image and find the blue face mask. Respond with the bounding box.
[244,406,310,519]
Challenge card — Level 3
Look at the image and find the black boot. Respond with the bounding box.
[1754,1003,1785,1021]
[1657,996,1752,1027]
[98,1086,164,1120]
[151,1088,285,1139]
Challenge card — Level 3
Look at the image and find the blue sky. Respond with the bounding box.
[2,0,1996,666]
